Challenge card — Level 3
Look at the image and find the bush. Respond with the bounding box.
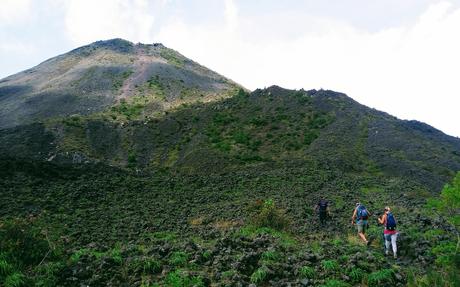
[143,258,161,274]
[69,248,90,263]
[250,266,268,284]
[4,272,25,287]
[320,279,350,287]
[321,260,339,273]
[33,262,64,287]
[110,245,123,265]
[0,258,13,277]
[298,266,315,279]
[252,199,290,231]
[261,250,279,262]
[367,269,394,286]
[164,270,204,287]
[347,267,364,283]
[0,217,49,267]
[407,268,460,287]
[169,252,188,267]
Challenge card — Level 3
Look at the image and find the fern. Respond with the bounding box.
[0,259,13,276]
[4,272,25,287]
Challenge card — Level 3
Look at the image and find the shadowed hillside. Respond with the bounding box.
[1,86,459,191]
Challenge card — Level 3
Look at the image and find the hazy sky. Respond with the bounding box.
[1,0,460,137]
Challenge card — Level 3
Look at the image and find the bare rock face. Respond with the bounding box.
[0,38,241,129]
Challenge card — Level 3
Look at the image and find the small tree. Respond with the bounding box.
[429,172,460,252]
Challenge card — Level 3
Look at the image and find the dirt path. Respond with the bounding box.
[118,48,155,100]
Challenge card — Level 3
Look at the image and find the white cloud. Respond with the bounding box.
[0,0,32,25]
[0,41,34,54]
[155,0,460,137]
[64,0,155,45]
[224,0,238,33]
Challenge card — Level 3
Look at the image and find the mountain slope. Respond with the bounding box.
[1,85,459,191]
[0,39,241,129]
[0,41,460,286]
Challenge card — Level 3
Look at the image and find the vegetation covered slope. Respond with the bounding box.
[0,39,241,129]
[1,86,459,190]
[0,41,459,286]
[0,86,459,286]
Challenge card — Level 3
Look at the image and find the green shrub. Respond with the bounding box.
[221,270,236,280]
[63,115,84,128]
[310,241,323,254]
[0,218,49,266]
[331,238,343,247]
[0,259,13,277]
[164,270,204,287]
[249,116,268,127]
[160,49,184,67]
[321,259,339,272]
[147,231,177,242]
[298,266,315,279]
[320,279,350,287]
[110,245,123,265]
[34,262,65,287]
[128,151,137,165]
[367,269,394,286]
[214,141,231,152]
[202,250,212,260]
[169,252,188,267]
[407,268,460,287]
[303,130,319,145]
[252,199,290,231]
[427,171,460,252]
[250,266,268,284]
[4,272,25,287]
[232,131,250,145]
[423,229,445,241]
[338,255,349,264]
[111,99,145,119]
[261,250,279,262]
[347,267,364,283]
[431,241,456,266]
[69,248,89,263]
[143,258,161,274]
[213,112,235,125]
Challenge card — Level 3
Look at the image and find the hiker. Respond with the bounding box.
[315,197,330,225]
[351,202,371,245]
[378,206,398,259]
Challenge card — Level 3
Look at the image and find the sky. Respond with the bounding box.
[1,0,460,137]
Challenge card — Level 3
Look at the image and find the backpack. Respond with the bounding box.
[318,200,328,212]
[386,212,397,230]
[357,205,369,220]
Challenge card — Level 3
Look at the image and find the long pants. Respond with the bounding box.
[319,211,327,225]
[384,233,398,255]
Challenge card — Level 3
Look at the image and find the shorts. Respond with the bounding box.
[357,221,368,234]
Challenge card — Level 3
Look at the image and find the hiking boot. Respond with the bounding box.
[367,237,374,246]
